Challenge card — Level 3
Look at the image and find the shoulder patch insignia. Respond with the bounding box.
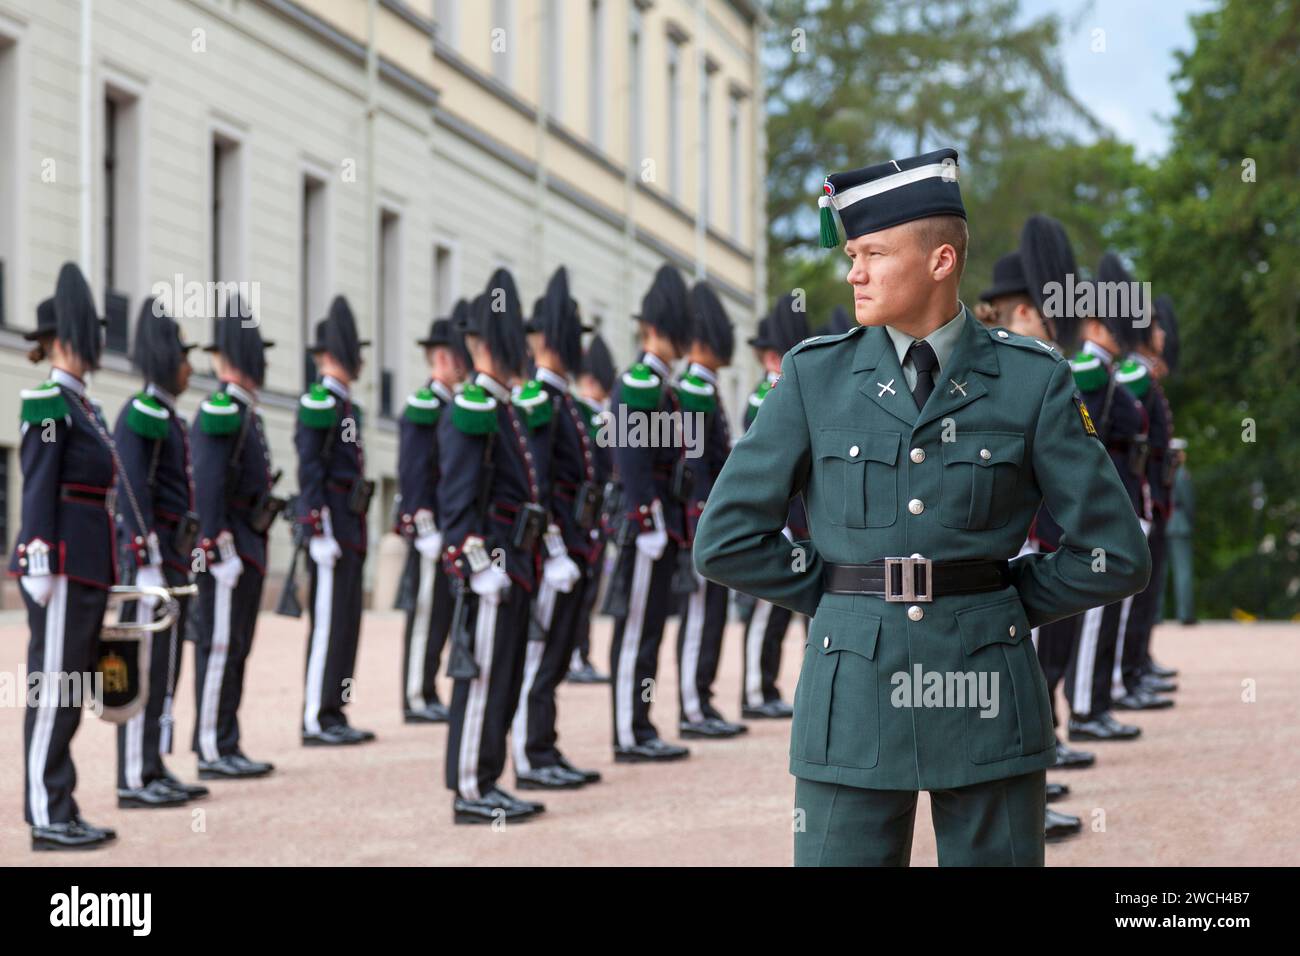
[126,392,171,440]
[991,327,1066,362]
[404,387,441,426]
[1074,393,1100,440]
[20,381,69,425]
[452,383,499,435]
[298,383,338,430]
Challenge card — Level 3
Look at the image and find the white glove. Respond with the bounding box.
[135,564,165,612]
[309,535,342,569]
[469,565,510,604]
[414,530,444,560]
[635,528,668,561]
[543,554,582,594]
[210,554,244,589]
[20,576,53,608]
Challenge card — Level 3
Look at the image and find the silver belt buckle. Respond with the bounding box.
[884,555,932,602]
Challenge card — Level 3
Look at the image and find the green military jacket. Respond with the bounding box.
[694,309,1151,791]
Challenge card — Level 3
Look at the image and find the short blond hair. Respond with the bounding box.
[909,215,968,278]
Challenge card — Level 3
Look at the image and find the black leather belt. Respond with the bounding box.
[823,558,1010,603]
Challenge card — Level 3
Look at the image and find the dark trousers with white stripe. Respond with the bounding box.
[570,558,603,671]
[192,567,264,759]
[1033,614,1079,728]
[742,599,797,709]
[1064,601,1123,720]
[513,572,591,770]
[303,548,365,733]
[117,594,190,788]
[23,577,108,826]
[445,585,530,798]
[609,539,678,749]
[677,575,729,723]
[1117,516,1167,692]
[401,547,453,712]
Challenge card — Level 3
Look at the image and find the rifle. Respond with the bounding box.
[598,512,640,619]
[274,497,309,618]
[444,430,497,680]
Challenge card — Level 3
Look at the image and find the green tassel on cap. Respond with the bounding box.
[676,373,716,414]
[819,194,840,249]
[298,383,338,430]
[200,391,243,435]
[126,392,171,441]
[20,381,69,426]
[619,363,662,410]
[512,380,554,430]
[452,383,499,435]
[404,387,442,426]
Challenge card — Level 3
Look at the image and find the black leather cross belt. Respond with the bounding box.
[823,557,1010,603]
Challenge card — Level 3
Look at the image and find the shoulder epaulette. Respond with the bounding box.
[20,381,68,425]
[789,325,865,356]
[988,327,1065,362]
[126,391,171,440]
[1115,358,1150,398]
[405,388,441,426]
[200,391,243,435]
[452,383,499,435]
[512,380,553,430]
[619,363,662,410]
[298,383,338,430]
[573,397,604,441]
[1069,353,1108,393]
[676,373,716,414]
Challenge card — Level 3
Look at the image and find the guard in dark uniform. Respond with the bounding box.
[567,334,616,685]
[511,266,603,789]
[190,302,279,779]
[439,271,547,823]
[676,281,745,739]
[739,299,808,720]
[607,265,694,763]
[297,297,376,746]
[395,305,470,724]
[112,300,208,807]
[12,263,118,850]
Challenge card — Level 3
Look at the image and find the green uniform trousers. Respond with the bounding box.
[794,769,1046,867]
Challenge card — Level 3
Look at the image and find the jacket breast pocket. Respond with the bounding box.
[791,608,880,769]
[954,595,1052,765]
[938,432,1024,530]
[815,429,899,529]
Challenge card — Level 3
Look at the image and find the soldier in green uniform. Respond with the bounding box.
[694,147,1151,866]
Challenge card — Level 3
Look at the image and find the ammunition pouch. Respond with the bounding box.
[511,503,548,552]
[670,459,696,504]
[573,480,604,532]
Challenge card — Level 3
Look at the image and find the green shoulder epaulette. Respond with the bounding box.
[298,383,338,430]
[574,397,604,442]
[676,372,716,414]
[200,391,243,435]
[20,381,69,425]
[513,380,553,430]
[789,325,865,356]
[619,363,662,410]
[1115,358,1150,398]
[989,327,1065,362]
[745,379,773,426]
[452,383,499,435]
[1069,353,1108,393]
[126,391,171,440]
[405,388,441,426]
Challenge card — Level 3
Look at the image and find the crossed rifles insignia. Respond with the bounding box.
[876,379,896,398]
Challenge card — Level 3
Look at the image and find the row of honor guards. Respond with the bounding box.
[975,214,1186,843]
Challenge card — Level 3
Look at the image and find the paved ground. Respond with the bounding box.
[1,607,1296,866]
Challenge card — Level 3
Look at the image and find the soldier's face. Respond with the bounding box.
[844,224,931,327]
[176,355,193,393]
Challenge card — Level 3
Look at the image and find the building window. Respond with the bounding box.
[491,0,513,86]
[211,130,245,290]
[588,0,604,148]
[435,0,458,49]
[433,240,456,318]
[544,0,563,119]
[0,31,20,329]
[728,92,743,239]
[301,171,329,389]
[666,33,685,200]
[378,208,403,418]
[628,6,643,166]
[103,84,142,353]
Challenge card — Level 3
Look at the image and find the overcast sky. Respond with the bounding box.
[1018,0,1219,160]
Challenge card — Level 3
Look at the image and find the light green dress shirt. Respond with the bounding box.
[885,304,968,392]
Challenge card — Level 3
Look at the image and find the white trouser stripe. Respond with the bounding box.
[28,576,68,828]
[615,550,653,749]
[679,579,707,723]
[405,554,436,711]
[123,599,152,788]
[1112,594,1136,699]
[199,578,234,760]
[303,560,334,734]
[1072,605,1104,716]
[511,638,547,772]
[458,596,499,800]
[744,600,772,707]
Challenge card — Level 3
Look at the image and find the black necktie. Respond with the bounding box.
[908,341,938,410]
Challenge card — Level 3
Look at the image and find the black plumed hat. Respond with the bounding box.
[1095,252,1146,347]
[689,281,734,363]
[823,305,853,336]
[1155,294,1180,374]
[636,264,692,351]
[582,333,616,395]
[768,292,810,354]
[132,298,195,394]
[53,262,104,368]
[527,266,587,374]
[747,316,778,351]
[473,269,528,377]
[979,252,1030,304]
[1020,215,1077,344]
[204,293,273,388]
[308,295,369,377]
[23,297,58,342]
[417,317,455,349]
